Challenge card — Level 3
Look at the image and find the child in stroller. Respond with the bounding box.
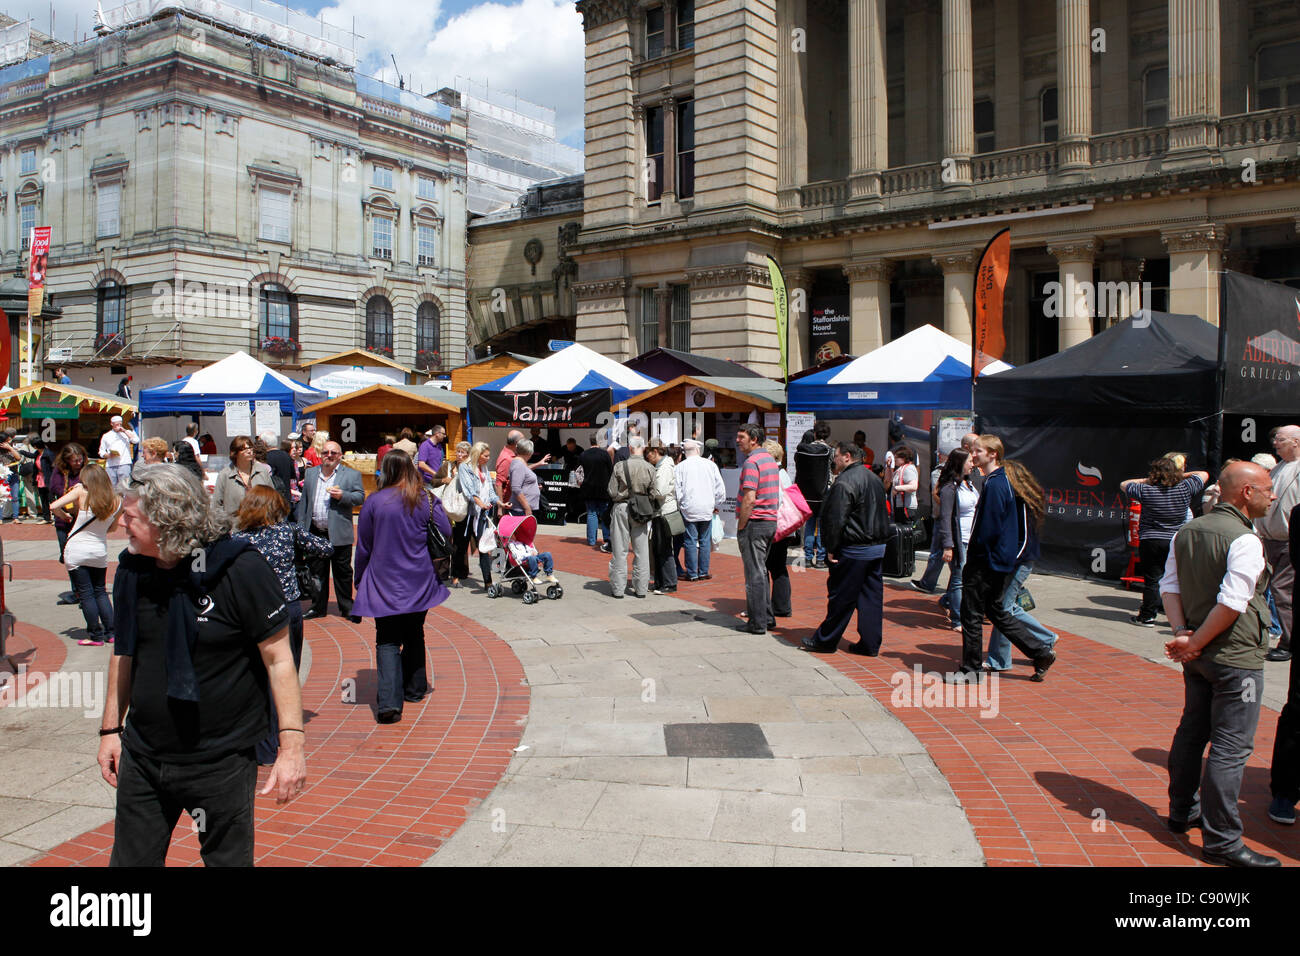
[487,514,563,603]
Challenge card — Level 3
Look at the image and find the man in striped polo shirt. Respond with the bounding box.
[735,424,780,634]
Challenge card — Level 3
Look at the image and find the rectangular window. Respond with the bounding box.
[974,98,995,153]
[677,0,694,51]
[20,148,36,175]
[1257,41,1300,109]
[1041,87,1058,143]
[646,105,664,202]
[373,216,393,259]
[259,187,291,243]
[1144,67,1168,126]
[373,164,394,189]
[646,6,664,59]
[96,182,121,238]
[417,224,437,266]
[676,99,695,198]
[638,288,659,353]
[670,284,690,351]
[417,175,437,201]
[20,203,35,248]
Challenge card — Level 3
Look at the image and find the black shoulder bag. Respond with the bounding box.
[425,490,453,577]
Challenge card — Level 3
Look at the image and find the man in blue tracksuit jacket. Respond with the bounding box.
[954,435,1057,681]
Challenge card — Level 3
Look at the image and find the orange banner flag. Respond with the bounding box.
[972,227,1010,380]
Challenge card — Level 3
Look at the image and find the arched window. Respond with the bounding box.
[96,280,126,337]
[416,301,440,367]
[259,283,297,344]
[366,296,394,352]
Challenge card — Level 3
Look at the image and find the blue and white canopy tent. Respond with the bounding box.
[468,343,661,430]
[786,325,1012,415]
[139,351,326,443]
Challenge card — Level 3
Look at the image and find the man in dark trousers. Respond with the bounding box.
[1267,496,1300,826]
[794,421,833,569]
[952,434,1056,682]
[297,440,365,619]
[801,442,890,655]
[580,431,614,552]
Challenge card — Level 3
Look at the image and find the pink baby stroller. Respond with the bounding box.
[486,514,564,604]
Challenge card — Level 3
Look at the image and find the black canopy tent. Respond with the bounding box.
[975,311,1220,578]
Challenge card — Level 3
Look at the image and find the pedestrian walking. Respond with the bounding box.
[646,437,681,594]
[1122,456,1210,627]
[1162,461,1279,866]
[442,441,471,587]
[296,440,364,619]
[932,449,977,630]
[458,441,500,589]
[98,414,139,488]
[353,450,451,724]
[675,438,725,581]
[1268,496,1300,827]
[580,431,614,552]
[794,422,834,569]
[100,463,305,866]
[50,442,87,559]
[952,435,1057,682]
[607,436,655,599]
[800,442,890,654]
[735,424,779,634]
[49,463,122,646]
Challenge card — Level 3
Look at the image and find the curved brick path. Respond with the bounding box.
[27,608,525,867]
[542,534,1300,867]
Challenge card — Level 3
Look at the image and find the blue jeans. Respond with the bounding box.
[68,564,114,639]
[683,519,713,577]
[985,562,1057,670]
[918,534,946,591]
[585,499,610,546]
[1268,586,1284,637]
[375,610,429,716]
[944,537,965,626]
[803,500,825,564]
[524,553,554,576]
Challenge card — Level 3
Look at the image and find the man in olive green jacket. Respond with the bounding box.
[1161,461,1278,867]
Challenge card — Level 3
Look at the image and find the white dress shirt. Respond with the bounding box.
[99,427,138,463]
[312,468,339,529]
[1159,529,1267,613]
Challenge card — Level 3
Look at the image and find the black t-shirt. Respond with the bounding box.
[614,446,631,464]
[265,449,295,504]
[529,435,552,463]
[561,445,582,473]
[579,446,614,500]
[123,551,290,763]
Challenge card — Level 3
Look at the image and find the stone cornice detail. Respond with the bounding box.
[843,259,895,282]
[1046,238,1101,262]
[573,277,628,299]
[686,265,772,289]
[932,252,976,274]
[575,0,634,30]
[1161,224,1227,254]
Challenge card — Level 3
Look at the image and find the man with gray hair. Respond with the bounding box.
[260,430,294,508]
[99,464,306,866]
[607,436,656,598]
[1259,425,1300,661]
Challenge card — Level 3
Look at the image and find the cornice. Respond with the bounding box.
[572,277,628,298]
[1161,224,1228,254]
[843,259,895,282]
[1046,237,1101,262]
[575,0,635,30]
[932,251,976,273]
[686,265,772,289]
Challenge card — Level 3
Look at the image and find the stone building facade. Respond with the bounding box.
[0,10,468,387]
[572,0,1300,377]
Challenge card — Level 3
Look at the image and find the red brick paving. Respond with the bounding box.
[29,603,526,867]
[545,533,1300,867]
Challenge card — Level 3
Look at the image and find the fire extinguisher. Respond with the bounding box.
[1127,499,1141,548]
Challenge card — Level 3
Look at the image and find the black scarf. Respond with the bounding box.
[112,536,252,703]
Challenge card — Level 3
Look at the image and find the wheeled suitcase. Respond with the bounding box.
[883,522,916,578]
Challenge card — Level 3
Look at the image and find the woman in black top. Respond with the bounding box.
[1121,456,1210,627]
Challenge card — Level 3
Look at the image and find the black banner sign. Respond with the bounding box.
[988,419,1210,578]
[1222,270,1300,415]
[809,293,851,366]
[467,388,610,428]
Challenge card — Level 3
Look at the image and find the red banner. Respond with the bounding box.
[972,227,1010,380]
[27,225,51,316]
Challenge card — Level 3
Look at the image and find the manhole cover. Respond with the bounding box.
[663,722,773,758]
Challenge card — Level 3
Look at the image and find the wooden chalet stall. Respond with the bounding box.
[0,382,138,455]
[448,352,538,395]
[300,349,418,395]
[301,384,466,495]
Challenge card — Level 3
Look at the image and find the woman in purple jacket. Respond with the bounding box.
[353,449,451,724]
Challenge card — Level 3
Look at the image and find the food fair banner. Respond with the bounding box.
[27,226,51,317]
[971,227,1010,380]
[467,387,611,429]
[1221,270,1300,415]
[767,255,789,381]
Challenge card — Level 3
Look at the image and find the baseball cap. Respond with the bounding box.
[110,415,123,424]
[683,438,702,450]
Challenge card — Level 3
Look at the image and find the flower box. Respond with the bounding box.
[416,348,440,370]
[95,331,125,355]
[261,336,300,357]
[366,344,394,358]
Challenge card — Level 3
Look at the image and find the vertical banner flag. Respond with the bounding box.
[971,227,1010,381]
[27,226,51,317]
[767,255,789,381]
[1220,270,1300,415]
[0,307,9,390]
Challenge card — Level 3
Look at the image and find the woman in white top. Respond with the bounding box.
[49,463,122,646]
[890,445,920,521]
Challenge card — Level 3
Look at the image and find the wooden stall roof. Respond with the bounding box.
[447,352,539,394]
[619,375,785,411]
[0,381,138,416]
[301,383,466,416]
[299,349,414,376]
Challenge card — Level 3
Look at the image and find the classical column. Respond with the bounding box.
[844,259,894,355]
[933,251,975,344]
[655,284,672,347]
[1162,224,1226,325]
[941,0,974,186]
[777,0,809,208]
[662,94,678,202]
[848,0,887,201]
[1047,238,1099,349]
[1165,0,1220,164]
[785,267,814,373]
[1057,0,1092,173]
[1098,256,1129,327]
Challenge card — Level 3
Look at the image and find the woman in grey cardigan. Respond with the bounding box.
[935,449,979,630]
[212,435,274,518]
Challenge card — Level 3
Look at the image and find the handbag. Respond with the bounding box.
[477,519,497,554]
[711,513,724,546]
[663,508,686,536]
[622,462,655,524]
[425,491,452,577]
[775,484,813,541]
[436,473,468,523]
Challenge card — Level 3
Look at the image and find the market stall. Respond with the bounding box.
[301,384,467,495]
[0,382,137,454]
[301,348,417,397]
